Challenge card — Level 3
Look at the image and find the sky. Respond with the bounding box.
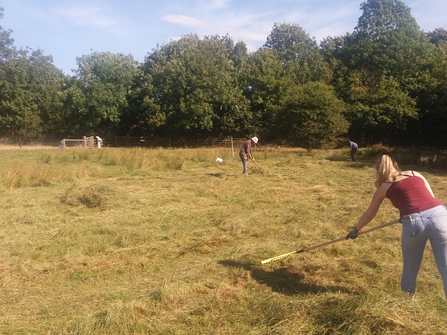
[1,0,446,75]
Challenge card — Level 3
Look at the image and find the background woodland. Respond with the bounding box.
[0,0,446,150]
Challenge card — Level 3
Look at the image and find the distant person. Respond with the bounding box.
[348,140,358,161]
[96,136,103,149]
[346,154,447,299]
[239,137,258,175]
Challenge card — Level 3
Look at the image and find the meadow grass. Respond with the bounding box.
[0,145,446,334]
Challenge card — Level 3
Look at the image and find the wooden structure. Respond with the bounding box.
[60,136,96,149]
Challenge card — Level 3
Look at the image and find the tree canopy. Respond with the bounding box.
[142,34,251,137]
[0,0,446,149]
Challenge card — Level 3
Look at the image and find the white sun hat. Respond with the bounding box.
[251,136,258,143]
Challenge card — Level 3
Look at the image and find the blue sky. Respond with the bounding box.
[1,0,446,75]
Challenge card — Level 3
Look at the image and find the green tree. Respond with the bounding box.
[52,77,86,136]
[58,51,139,136]
[230,41,249,71]
[426,28,447,46]
[348,0,426,81]
[319,35,350,76]
[143,34,251,137]
[405,45,447,147]
[277,82,348,150]
[264,22,330,84]
[241,48,293,139]
[341,74,417,144]
[0,48,64,145]
[0,6,14,61]
[331,0,440,146]
[118,71,164,136]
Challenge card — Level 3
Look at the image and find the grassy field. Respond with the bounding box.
[0,145,446,334]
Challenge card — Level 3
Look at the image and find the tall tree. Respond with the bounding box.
[0,6,14,61]
[118,69,164,136]
[264,22,330,84]
[342,73,417,144]
[0,48,64,145]
[332,0,439,146]
[142,34,251,137]
[57,51,139,136]
[405,44,447,147]
[426,28,447,46]
[348,0,426,80]
[241,48,293,139]
[276,82,348,151]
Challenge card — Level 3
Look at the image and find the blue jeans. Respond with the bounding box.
[400,205,447,298]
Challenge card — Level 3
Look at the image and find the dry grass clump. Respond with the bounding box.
[61,182,123,209]
[0,146,446,334]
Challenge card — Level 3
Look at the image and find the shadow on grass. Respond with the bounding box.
[207,173,223,177]
[219,259,355,296]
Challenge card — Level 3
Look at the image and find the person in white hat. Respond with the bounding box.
[239,137,258,175]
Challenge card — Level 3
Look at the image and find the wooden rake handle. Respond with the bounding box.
[261,219,400,265]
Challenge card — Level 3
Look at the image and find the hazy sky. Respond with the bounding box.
[1,0,445,74]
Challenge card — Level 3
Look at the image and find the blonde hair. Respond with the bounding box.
[374,154,401,188]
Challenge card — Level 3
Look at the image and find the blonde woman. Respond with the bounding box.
[346,154,447,298]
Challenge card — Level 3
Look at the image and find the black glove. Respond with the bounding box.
[346,227,359,240]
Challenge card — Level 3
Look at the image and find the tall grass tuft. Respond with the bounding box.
[165,155,185,170]
[72,147,93,161]
[40,151,54,164]
[98,148,148,172]
[0,163,54,188]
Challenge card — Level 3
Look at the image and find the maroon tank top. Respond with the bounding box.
[385,172,442,217]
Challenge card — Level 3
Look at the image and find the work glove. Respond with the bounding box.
[346,227,359,240]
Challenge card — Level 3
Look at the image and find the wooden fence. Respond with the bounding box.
[0,136,253,150]
[60,136,96,148]
[105,136,248,149]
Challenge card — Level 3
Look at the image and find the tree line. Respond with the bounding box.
[0,0,446,149]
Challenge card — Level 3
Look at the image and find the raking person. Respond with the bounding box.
[239,137,258,176]
[346,154,447,299]
[348,139,358,162]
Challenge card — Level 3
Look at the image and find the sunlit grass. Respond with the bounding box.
[0,146,446,334]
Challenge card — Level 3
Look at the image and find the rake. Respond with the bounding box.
[261,219,400,264]
[252,159,262,169]
[250,156,266,174]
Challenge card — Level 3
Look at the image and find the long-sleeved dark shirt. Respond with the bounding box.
[239,139,252,157]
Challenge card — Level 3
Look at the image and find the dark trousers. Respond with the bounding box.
[350,148,357,162]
